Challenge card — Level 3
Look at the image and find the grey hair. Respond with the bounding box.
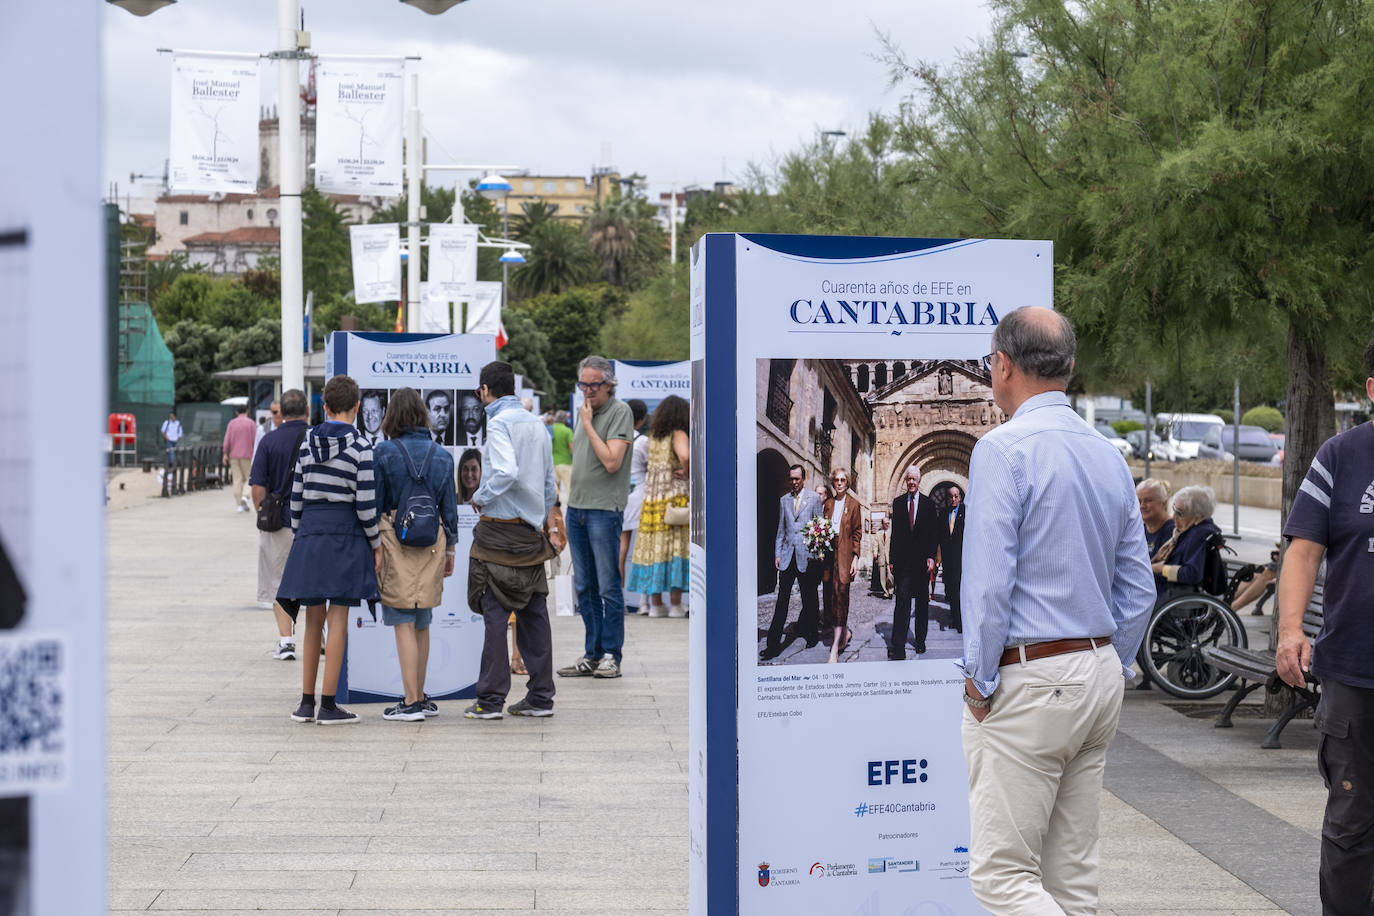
[578,355,618,393]
[279,389,308,419]
[904,464,922,480]
[991,307,1076,382]
[1135,477,1171,503]
[1171,485,1215,523]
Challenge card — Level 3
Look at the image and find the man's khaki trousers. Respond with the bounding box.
[962,642,1124,915]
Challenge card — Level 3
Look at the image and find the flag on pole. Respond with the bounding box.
[496,322,508,349]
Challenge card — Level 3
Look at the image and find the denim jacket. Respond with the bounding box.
[373,428,459,542]
[470,395,556,530]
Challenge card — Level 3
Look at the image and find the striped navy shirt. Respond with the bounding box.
[289,421,380,548]
[961,391,1156,695]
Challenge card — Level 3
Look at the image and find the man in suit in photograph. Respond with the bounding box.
[888,464,940,659]
[939,484,967,633]
[761,464,823,661]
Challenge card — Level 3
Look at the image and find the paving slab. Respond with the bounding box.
[107,471,1326,913]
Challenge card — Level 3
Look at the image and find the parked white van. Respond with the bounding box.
[1154,413,1227,461]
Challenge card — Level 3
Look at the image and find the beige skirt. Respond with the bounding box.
[376,512,447,610]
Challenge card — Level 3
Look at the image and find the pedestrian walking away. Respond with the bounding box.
[625,395,690,618]
[223,404,257,512]
[466,360,563,720]
[960,306,1155,915]
[1276,334,1374,916]
[372,387,459,722]
[560,355,634,680]
[276,375,380,726]
[248,389,309,659]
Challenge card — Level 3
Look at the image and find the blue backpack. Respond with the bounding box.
[394,441,441,548]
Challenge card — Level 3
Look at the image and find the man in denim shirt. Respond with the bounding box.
[466,361,563,718]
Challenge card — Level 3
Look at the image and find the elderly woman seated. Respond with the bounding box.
[1151,485,1222,590]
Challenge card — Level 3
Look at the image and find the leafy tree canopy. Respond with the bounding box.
[509,283,628,403]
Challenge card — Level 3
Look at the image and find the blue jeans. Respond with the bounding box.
[566,507,625,663]
[166,443,177,466]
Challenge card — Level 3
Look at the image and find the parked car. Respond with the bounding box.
[1126,428,1186,462]
[1093,422,1133,459]
[1155,412,1227,461]
[1196,424,1279,463]
[1269,432,1285,464]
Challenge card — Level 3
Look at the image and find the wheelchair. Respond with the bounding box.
[1138,532,1262,700]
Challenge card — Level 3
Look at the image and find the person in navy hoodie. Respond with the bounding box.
[277,374,381,725]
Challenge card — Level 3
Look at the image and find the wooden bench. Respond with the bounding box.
[1205,580,1323,749]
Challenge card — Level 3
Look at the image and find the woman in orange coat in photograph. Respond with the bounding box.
[824,466,863,663]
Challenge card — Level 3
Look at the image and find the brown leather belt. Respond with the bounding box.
[999,637,1111,668]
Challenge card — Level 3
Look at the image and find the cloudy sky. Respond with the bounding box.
[103,0,995,209]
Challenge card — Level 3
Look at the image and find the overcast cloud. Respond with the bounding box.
[103,0,994,207]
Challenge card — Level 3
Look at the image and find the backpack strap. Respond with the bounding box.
[396,439,438,484]
[276,426,308,499]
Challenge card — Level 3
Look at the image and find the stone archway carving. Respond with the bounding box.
[887,429,978,497]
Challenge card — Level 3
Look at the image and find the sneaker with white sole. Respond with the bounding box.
[273,641,297,660]
[647,604,668,618]
[593,654,621,678]
[290,702,314,723]
[463,702,503,720]
[667,605,687,618]
[507,699,554,717]
[315,705,359,725]
[383,701,425,721]
[556,656,599,677]
[420,695,438,716]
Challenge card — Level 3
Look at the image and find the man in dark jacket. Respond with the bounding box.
[887,465,940,658]
[939,484,967,633]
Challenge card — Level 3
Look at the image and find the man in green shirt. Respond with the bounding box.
[559,355,635,679]
[550,410,574,508]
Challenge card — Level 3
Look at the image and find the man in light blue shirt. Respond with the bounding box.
[466,361,563,719]
[960,306,1154,914]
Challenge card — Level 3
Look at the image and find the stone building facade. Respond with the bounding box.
[845,358,1005,506]
[754,358,875,595]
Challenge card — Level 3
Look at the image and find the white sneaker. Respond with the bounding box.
[647,604,668,618]
[273,641,297,660]
[668,605,687,618]
[236,504,247,513]
[593,654,621,678]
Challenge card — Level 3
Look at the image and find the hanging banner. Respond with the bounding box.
[315,56,405,196]
[349,223,401,304]
[690,233,1053,916]
[427,223,480,304]
[467,280,502,335]
[417,282,451,333]
[325,331,498,702]
[168,53,261,194]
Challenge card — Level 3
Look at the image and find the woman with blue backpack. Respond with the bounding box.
[372,387,460,722]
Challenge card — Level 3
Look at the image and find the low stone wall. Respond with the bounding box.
[1128,462,1281,510]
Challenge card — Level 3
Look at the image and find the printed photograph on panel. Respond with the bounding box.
[422,388,456,447]
[357,389,387,447]
[453,389,487,448]
[755,357,1003,666]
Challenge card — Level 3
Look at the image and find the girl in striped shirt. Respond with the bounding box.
[277,374,381,725]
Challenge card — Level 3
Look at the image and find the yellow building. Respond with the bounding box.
[504,169,620,222]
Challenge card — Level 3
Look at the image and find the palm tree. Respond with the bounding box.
[584,195,642,287]
[511,219,596,298]
[509,200,559,242]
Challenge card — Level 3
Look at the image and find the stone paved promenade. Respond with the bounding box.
[107,470,1323,914]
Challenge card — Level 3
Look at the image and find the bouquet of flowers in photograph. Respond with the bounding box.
[802,514,837,559]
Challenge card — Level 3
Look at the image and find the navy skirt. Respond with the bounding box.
[276,502,378,620]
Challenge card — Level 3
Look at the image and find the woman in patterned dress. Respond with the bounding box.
[625,396,690,617]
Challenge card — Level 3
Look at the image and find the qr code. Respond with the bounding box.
[0,638,62,755]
